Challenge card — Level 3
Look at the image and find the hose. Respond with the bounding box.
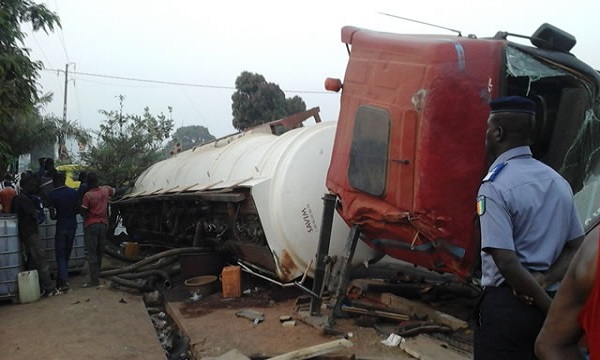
[137,256,178,272]
[100,247,211,277]
[110,276,152,292]
[117,269,172,289]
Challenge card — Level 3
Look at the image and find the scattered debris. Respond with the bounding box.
[143,290,162,307]
[119,298,128,304]
[190,291,203,302]
[379,293,468,330]
[235,309,265,324]
[341,305,410,322]
[267,338,353,360]
[279,315,292,322]
[400,334,471,360]
[71,300,80,305]
[281,320,296,327]
[396,320,453,337]
[381,333,402,347]
[203,348,251,360]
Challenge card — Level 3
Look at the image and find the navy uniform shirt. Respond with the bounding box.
[477,146,584,290]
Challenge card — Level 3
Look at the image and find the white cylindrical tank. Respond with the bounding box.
[130,122,377,281]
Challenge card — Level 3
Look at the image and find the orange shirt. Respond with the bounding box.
[0,187,17,213]
[578,235,600,360]
[81,186,115,226]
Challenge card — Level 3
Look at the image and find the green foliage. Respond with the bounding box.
[82,95,174,188]
[0,0,60,172]
[166,125,216,153]
[285,96,307,116]
[0,0,60,121]
[46,115,91,161]
[0,105,56,172]
[231,71,307,131]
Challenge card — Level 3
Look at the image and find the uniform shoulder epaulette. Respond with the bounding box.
[482,162,507,183]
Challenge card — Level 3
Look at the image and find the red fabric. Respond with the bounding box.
[81,186,115,226]
[0,187,16,213]
[578,235,600,359]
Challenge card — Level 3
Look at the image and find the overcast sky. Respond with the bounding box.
[25,0,600,139]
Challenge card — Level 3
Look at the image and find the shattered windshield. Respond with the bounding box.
[506,46,600,232]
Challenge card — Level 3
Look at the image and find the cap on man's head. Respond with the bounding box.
[489,96,536,115]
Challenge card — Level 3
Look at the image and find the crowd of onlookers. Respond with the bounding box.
[1,158,114,297]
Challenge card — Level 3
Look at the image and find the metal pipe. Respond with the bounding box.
[237,260,312,295]
[328,225,361,328]
[310,193,336,316]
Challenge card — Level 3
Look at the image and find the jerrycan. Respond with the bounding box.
[18,270,41,304]
[221,265,241,298]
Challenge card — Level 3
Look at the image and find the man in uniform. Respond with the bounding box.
[474,96,584,359]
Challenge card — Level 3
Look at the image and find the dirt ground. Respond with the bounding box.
[163,272,469,359]
[167,290,413,359]
[0,255,475,360]
[0,273,165,360]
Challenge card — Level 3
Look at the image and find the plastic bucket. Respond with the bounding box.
[18,270,41,304]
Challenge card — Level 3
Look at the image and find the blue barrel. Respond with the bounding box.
[0,215,23,298]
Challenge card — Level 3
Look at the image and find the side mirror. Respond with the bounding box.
[531,23,576,53]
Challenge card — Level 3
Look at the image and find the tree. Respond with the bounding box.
[0,0,61,171]
[286,96,307,116]
[82,95,174,188]
[166,125,216,154]
[0,106,55,171]
[231,71,307,131]
[47,115,91,162]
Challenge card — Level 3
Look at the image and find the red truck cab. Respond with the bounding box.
[326,24,600,279]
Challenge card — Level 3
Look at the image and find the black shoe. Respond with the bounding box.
[42,288,62,297]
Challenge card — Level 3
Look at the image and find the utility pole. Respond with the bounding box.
[63,63,69,123]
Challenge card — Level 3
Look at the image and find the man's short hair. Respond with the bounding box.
[53,171,67,186]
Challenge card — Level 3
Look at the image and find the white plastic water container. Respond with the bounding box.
[18,270,41,304]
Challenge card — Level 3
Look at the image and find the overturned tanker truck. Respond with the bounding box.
[112,23,600,295]
[111,109,379,287]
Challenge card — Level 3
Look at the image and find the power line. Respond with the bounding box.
[53,0,70,61]
[42,68,333,94]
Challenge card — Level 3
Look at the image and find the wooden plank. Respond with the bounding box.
[267,339,353,360]
[379,293,468,330]
[203,349,251,360]
[400,335,470,360]
[341,305,410,321]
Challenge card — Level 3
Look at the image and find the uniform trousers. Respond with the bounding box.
[54,224,76,287]
[474,286,546,360]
